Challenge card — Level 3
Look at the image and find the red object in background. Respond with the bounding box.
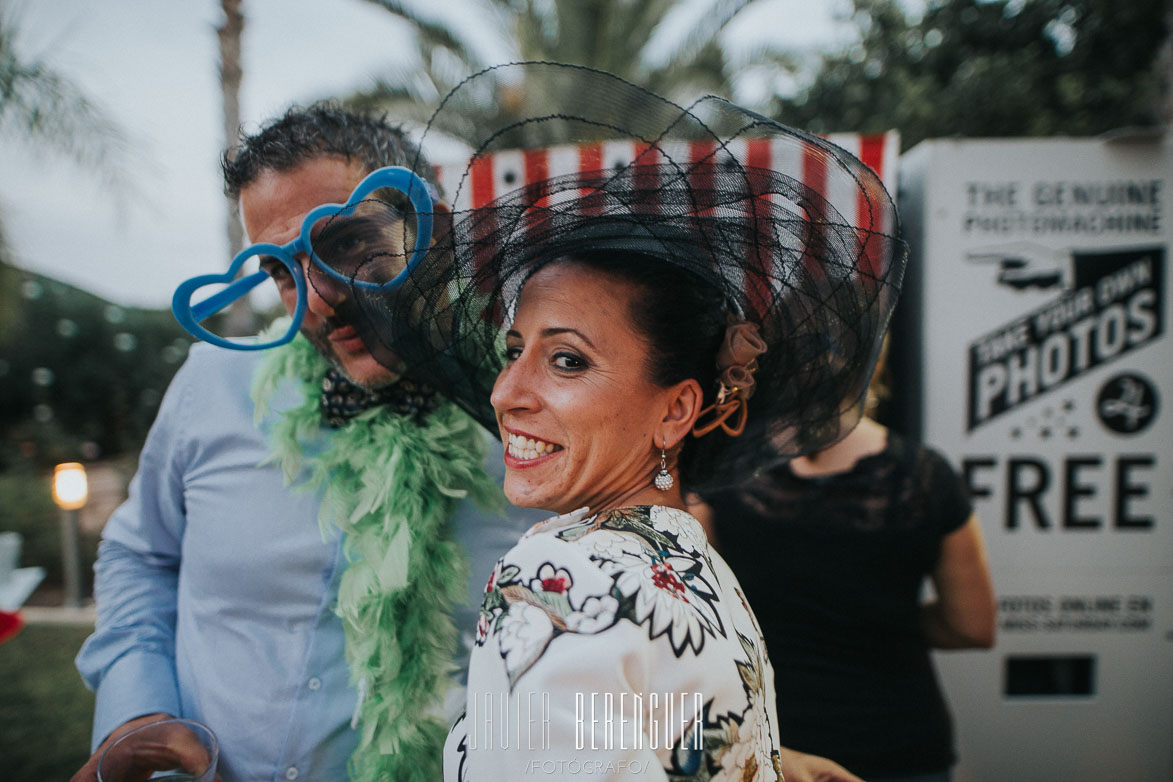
[0,609,25,644]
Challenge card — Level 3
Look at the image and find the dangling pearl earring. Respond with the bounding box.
[654,447,674,491]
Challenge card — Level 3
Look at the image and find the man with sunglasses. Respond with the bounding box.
[72,104,540,782]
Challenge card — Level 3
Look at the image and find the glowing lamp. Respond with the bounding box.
[52,462,88,510]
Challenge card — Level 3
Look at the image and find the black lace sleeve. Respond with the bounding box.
[918,445,973,536]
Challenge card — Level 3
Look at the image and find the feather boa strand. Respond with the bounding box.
[253,333,503,781]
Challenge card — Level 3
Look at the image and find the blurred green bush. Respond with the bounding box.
[0,467,101,593]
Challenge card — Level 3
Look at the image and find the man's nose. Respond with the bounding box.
[302,260,347,317]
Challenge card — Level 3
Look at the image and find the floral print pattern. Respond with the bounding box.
[476,506,726,680]
[447,505,782,781]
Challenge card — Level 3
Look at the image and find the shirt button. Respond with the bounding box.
[285,767,299,780]
[307,677,322,691]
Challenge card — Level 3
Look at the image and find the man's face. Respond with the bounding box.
[239,156,399,388]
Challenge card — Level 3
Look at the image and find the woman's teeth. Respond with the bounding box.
[507,433,559,461]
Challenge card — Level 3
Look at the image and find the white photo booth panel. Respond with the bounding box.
[898,136,1172,782]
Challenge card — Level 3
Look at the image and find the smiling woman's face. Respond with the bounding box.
[490,262,686,515]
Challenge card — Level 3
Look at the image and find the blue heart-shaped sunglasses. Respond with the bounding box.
[172,166,437,350]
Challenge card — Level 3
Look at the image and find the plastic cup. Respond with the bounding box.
[96,718,218,782]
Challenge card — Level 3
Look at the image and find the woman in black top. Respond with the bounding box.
[700,411,996,782]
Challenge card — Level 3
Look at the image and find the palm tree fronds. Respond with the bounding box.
[360,0,483,64]
[0,12,138,197]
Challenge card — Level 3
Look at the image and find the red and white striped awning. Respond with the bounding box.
[432,131,900,213]
[430,131,900,320]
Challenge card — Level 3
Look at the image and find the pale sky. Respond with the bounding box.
[0,0,851,308]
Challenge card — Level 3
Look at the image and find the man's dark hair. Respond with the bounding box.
[222,102,432,200]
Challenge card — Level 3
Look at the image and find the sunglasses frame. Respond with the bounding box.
[172,165,437,351]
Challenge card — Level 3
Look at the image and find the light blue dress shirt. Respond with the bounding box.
[76,344,541,782]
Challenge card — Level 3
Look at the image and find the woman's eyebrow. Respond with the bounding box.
[540,326,596,349]
[505,326,597,350]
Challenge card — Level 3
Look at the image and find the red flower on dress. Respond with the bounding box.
[476,610,491,642]
[541,574,569,592]
[650,562,687,598]
[532,563,573,594]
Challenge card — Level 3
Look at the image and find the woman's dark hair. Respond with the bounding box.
[546,250,729,489]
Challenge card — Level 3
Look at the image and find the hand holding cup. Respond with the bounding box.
[95,718,219,782]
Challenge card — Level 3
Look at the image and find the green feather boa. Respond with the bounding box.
[252,332,503,782]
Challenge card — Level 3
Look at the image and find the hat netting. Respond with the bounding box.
[318,62,907,493]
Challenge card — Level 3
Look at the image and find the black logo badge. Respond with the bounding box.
[1096,372,1158,435]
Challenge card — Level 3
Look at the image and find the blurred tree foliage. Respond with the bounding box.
[350,0,793,144]
[0,257,192,470]
[1,6,174,473]
[773,0,1171,148]
[0,4,135,194]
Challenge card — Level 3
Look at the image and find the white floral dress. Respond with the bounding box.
[443,505,783,781]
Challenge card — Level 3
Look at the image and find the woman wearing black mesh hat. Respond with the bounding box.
[343,63,906,781]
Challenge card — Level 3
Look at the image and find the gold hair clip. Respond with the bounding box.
[692,322,766,438]
[692,385,750,437]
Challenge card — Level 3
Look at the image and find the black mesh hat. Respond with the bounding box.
[331,62,907,493]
